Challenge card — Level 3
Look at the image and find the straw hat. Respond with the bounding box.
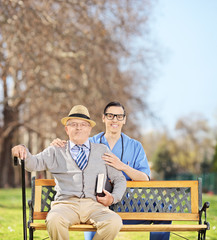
[61,105,96,127]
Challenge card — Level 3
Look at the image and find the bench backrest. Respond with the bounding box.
[31,178,202,222]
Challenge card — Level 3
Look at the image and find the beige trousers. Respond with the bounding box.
[46,198,122,240]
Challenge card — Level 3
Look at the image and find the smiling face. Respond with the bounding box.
[102,106,126,134]
[65,119,92,145]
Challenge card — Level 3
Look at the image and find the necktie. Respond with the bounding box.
[76,145,88,170]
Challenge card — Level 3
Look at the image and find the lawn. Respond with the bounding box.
[0,188,216,239]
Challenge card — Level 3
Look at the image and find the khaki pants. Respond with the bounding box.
[46,198,122,240]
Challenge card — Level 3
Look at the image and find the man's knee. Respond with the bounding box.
[109,213,122,231]
[46,211,68,228]
[99,213,122,231]
[46,211,71,240]
[95,213,122,239]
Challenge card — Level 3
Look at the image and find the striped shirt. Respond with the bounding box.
[69,140,90,161]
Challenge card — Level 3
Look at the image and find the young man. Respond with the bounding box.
[11,105,126,240]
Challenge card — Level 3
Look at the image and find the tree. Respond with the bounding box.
[0,0,156,187]
[152,144,178,180]
[143,113,216,178]
[174,114,214,174]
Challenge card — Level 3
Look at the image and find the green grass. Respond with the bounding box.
[0,188,216,239]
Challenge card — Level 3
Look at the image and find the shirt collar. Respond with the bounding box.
[69,140,90,150]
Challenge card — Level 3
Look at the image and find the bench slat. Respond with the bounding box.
[35,179,55,186]
[33,212,199,221]
[34,186,42,212]
[34,179,199,188]
[30,223,207,232]
[126,180,198,188]
[191,181,199,213]
[118,212,199,221]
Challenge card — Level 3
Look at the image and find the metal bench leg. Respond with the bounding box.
[29,228,34,240]
[198,230,206,240]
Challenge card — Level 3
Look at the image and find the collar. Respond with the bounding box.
[69,140,90,150]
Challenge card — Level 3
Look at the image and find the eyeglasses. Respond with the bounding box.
[66,122,90,128]
[104,113,125,121]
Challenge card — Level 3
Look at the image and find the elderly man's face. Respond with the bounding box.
[65,119,92,144]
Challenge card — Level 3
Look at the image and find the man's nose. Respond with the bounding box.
[112,116,118,121]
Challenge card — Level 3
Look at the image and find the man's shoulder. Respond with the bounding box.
[90,141,107,149]
[41,145,67,155]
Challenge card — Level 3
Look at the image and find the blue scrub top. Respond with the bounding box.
[90,132,150,180]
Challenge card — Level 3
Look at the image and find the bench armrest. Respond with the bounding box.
[199,202,210,230]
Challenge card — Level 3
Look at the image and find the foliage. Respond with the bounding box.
[152,144,178,179]
[174,114,214,174]
[0,0,156,187]
[143,114,216,177]
[0,188,216,239]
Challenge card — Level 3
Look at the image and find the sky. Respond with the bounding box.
[146,0,217,132]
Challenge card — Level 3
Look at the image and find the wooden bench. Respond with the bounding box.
[27,177,210,240]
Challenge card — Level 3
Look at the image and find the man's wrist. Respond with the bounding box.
[122,162,129,172]
[110,195,114,205]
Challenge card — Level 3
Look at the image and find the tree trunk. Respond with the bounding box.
[0,135,15,187]
[0,102,18,187]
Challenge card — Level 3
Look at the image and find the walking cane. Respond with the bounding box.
[14,157,27,240]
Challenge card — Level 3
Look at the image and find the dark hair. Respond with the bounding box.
[103,101,125,115]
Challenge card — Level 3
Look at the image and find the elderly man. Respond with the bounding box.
[12,105,126,240]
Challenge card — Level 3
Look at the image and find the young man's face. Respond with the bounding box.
[102,106,126,134]
[65,119,92,145]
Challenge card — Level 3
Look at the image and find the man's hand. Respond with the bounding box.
[11,145,27,159]
[50,138,67,147]
[102,153,124,171]
[96,189,114,207]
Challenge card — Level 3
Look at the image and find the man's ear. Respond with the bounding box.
[123,116,126,125]
[65,126,69,135]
